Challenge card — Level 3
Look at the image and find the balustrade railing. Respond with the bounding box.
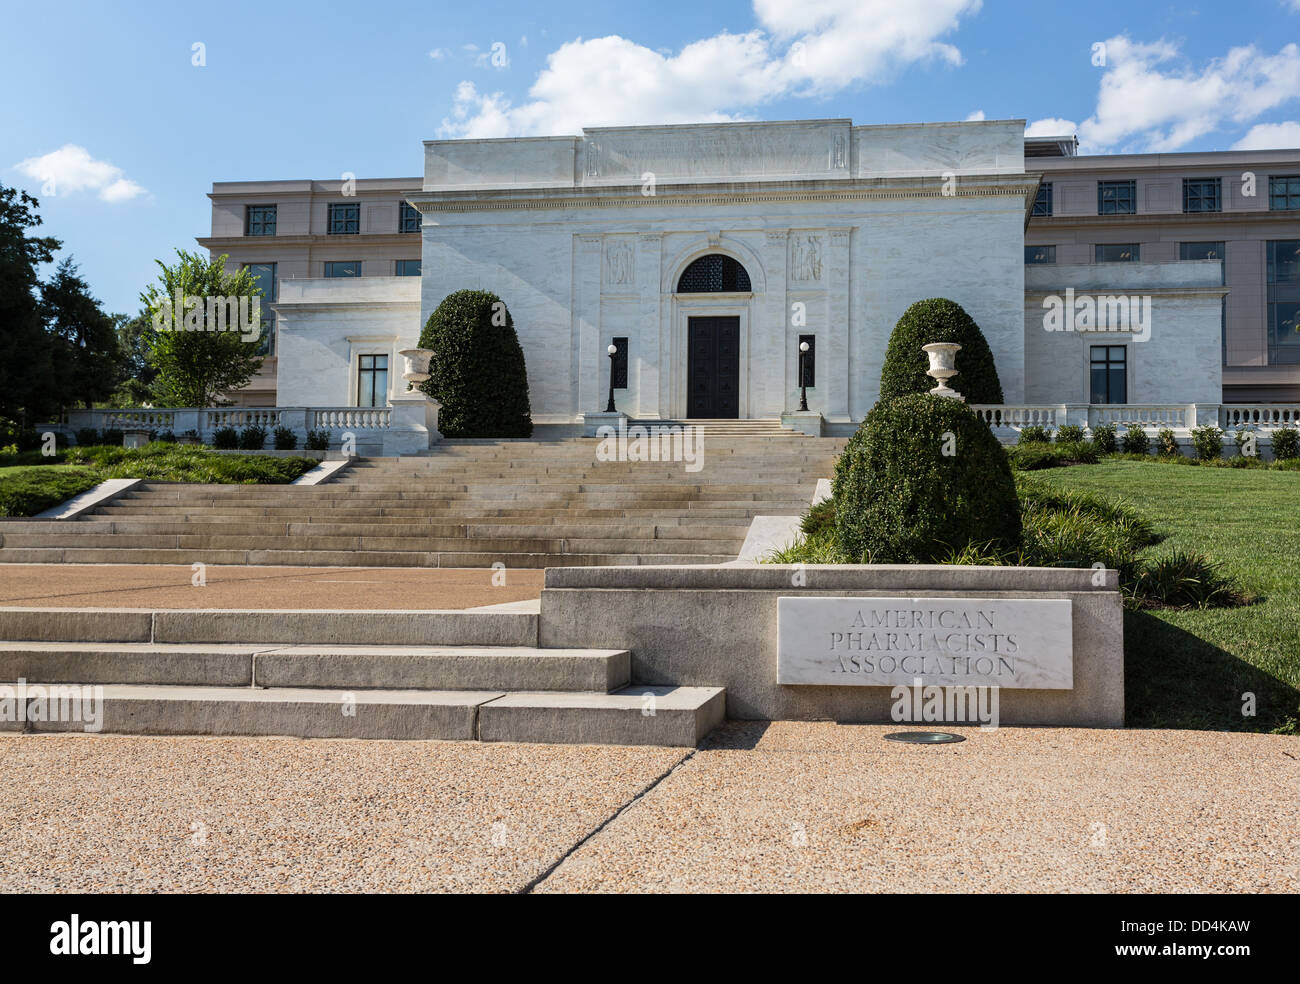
[312,407,392,431]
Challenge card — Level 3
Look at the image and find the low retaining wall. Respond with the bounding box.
[540,564,1124,727]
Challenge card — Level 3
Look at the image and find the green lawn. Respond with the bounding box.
[1031,460,1300,733]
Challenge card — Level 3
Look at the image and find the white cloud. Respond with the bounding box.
[439,0,982,137]
[429,47,449,61]
[1232,120,1300,149]
[1075,36,1300,151]
[965,109,985,121]
[13,144,145,202]
[1025,117,1077,137]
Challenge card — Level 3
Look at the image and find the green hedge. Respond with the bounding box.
[879,298,1004,404]
[833,393,1021,562]
[418,289,533,438]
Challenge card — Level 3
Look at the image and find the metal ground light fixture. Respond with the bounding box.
[798,340,810,412]
[605,342,618,413]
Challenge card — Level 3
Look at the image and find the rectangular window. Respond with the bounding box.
[1025,245,1057,265]
[328,202,360,234]
[1182,177,1222,213]
[1090,345,1127,404]
[1267,240,1300,364]
[243,262,276,356]
[357,354,388,407]
[1032,183,1053,217]
[324,261,361,278]
[798,334,816,388]
[1095,243,1139,263]
[395,259,421,277]
[1269,176,1300,211]
[399,202,421,233]
[1097,180,1137,215]
[611,337,628,389]
[245,205,276,236]
[1179,241,1224,261]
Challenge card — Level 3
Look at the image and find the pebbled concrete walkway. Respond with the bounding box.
[1,722,1296,893]
[0,564,542,610]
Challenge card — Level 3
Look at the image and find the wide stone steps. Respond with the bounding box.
[0,609,725,746]
[0,547,737,567]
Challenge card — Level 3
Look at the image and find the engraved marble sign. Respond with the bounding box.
[777,597,1073,688]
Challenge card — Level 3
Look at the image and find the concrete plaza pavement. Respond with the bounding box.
[0,564,543,610]
[2,723,1296,893]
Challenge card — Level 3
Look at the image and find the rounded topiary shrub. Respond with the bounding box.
[832,393,1021,562]
[879,298,1004,405]
[418,289,533,438]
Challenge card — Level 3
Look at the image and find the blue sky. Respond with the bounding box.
[3,0,1299,315]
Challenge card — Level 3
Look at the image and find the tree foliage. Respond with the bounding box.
[0,182,60,422]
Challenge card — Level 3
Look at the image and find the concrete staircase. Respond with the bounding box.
[0,434,845,568]
[0,606,724,745]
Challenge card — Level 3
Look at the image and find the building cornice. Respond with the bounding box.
[1024,286,1230,297]
[196,234,423,250]
[1028,209,1300,230]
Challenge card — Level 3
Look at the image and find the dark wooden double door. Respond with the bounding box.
[686,316,739,418]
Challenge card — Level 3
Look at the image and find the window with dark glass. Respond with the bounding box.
[1025,245,1056,264]
[245,205,277,236]
[1180,242,1224,261]
[1090,345,1127,404]
[324,261,361,278]
[611,337,628,389]
[1269,176,1300,211]
[328,202,360,234]
[243,262,276,356]
[798,334,816,388]
[1096,243,1139,263]
[676,254,751,292]
[1267,240,1300,364]
[357,354,388,407]
[395,259,421,276]
[399,202,421,233]
[1097,180,1136,215]
[1032,183,1053,217]
[1182,177,1221,213]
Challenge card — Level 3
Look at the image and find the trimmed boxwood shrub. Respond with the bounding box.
[212,426,238,450]
[1191,424,1223,461]
[832,393,1021,562]
[305,429,330,451]
[1018,425,1051,445]
[237,425,266,450]
[1092,423,1117,454]
[418,289,533,438]
[1273,425,1300,460]
[1055,424,1085,444]
[1121,424,1150,455]
[272,426,298,450]
[1156,428,1179,457]
[879,298,1004,405]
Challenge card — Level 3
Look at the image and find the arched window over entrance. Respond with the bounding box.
[676,254,752,293]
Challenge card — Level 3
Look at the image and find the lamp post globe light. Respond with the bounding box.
[798,340,810,412]
[605,343,618,413]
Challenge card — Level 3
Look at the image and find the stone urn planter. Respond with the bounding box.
[922,342,964,401]
[398,348,435,392]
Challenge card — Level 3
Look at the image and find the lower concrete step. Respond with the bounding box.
[0,642,630,692]
[9,682,724,745]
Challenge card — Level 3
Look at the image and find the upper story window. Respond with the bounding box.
[328,202,360,235]
[1266,240,1300,364]
[399,202,421,233]
[1096,243,1139,263]
[245,205,276,236]
[1270,176,1300,211]
[676,254,751,292]
[1032,183,1053,217]
[243,262,276,356]
[1097,180,1136,215]
[1268,240,1300,284]
[1180,242,1224,261]
[1183,177,1222,213]
[324,261,361,278]
[395,259,421,277]
[1025,245,1056,264]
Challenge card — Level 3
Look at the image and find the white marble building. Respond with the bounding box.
[263,118,1227,435]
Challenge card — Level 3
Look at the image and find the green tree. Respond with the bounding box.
[0,182,60,423]
[142,250,266,407]
[41,256,121,409]
[109,310,160,407]
[418,290,533,438]
[879,297,1004,405]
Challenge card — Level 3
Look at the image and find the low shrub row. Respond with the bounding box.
[0,467,101,517]
[1012,422,1300,464]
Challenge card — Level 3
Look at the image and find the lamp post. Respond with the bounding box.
[798,340,810,412]
[605,343,618,413]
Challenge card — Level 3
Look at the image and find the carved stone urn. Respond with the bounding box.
[398,348,434,392]
[922,342,964,401]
